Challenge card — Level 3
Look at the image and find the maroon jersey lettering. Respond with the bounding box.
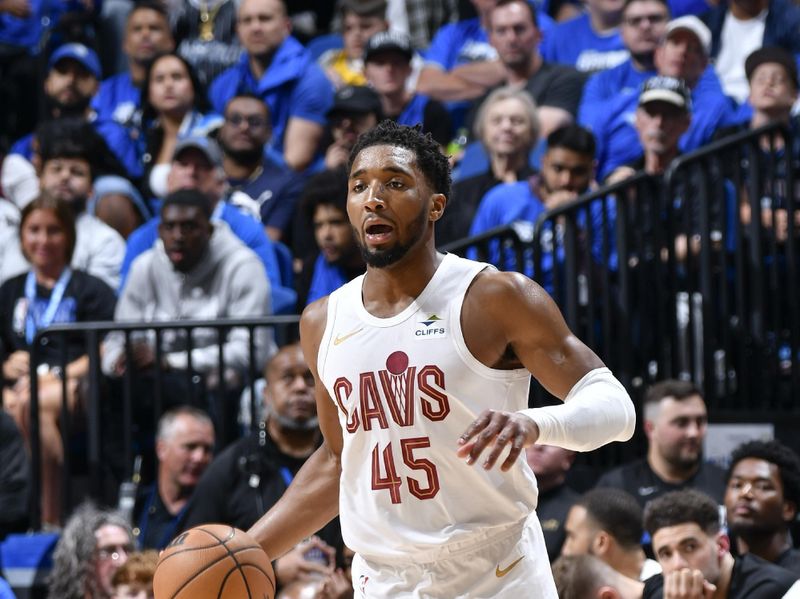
[418,365,450,421]
[359,372,389,431]
[333,377,359,433]
[379,367,417,427]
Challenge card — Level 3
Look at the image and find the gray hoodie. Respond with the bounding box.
[103,221,274,377]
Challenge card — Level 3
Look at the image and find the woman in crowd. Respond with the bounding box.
[136,52,218,198]
[435,86,540,246]
[0,195,116,525]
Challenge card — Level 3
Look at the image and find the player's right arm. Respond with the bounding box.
[248,298,344,559]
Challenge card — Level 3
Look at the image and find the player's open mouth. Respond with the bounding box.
[365,222,394,243]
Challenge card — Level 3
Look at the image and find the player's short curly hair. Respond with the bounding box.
[727,439,800,506]
[643,489,721,537]
[347,120,451,199]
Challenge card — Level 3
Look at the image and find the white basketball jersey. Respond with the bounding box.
[318,253,539,562]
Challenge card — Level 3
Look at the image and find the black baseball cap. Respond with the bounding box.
[745,46,799,89]
[328,85,383,117]
[363,31,413,63]
[639,76,692,112]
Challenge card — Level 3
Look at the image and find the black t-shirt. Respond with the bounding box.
[435,166,536,246]
[183,426,342,552]
[0,270,116,371]
[537,483,580,561]
[464,62,588,133]
[644,554,799,599]
[133,483,193,550]
[594,458,727,507]
[776,548,800,575]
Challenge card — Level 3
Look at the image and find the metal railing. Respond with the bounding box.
[22,315,300,529]
[445,123,799,410]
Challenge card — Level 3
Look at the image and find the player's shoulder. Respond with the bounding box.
[300,295,330,337]
[467,267,550,308]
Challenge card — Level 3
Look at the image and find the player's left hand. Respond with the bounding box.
[457,410,539,471]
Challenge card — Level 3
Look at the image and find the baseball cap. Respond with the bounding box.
[363,31,413,63]
[639,76,693,111]
[745,46,799,89]
[172,136,223,167]
[47,43,102,79]
[328,85,383,117]
[664,16,711,56]
[90,175,151,220]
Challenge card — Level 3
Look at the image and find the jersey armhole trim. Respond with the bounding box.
[450,265,530,382]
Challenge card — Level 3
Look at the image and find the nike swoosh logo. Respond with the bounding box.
[334,327,364,346]
[495,555,524,578]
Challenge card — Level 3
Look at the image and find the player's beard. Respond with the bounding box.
[355,205,428,268]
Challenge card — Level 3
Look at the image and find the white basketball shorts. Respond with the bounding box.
[350,512,557,598]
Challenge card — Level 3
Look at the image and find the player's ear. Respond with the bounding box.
[429,193,446,222]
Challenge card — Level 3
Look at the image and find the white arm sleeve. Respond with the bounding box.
[519,367,636,452]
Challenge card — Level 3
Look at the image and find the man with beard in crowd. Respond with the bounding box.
[725,439,800,574]
[10,43,140,179]
[596,379,726,507]
[92,1,175,127]
[218,93,305,243]
[183,343,342,588]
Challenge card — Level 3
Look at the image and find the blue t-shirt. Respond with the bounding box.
[468,181,618,287]
[466,181,550,287]
[91,72,141,126]
[578,59,655,131]
[425,10,554,71]
[396,94,430,128]
[209,36,334,157]
[424,17,497,70]
[306,254,349,306]
[594,67,735,178]
[120,201,296,314]
[234,155,305,238]
[540,13,628,73]
[669,0,712,17]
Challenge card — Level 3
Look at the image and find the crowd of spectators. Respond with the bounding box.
[0,0,799,596]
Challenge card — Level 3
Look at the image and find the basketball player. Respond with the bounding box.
[248,121,635,597]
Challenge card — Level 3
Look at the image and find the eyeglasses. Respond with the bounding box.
[624,13,668,26]
[96,543,133,561]
[225,113,268,129]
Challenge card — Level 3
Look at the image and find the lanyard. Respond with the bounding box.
[25,268,72,345]
[137,486,189,550]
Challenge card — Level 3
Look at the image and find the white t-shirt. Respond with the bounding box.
[715,9,767,103]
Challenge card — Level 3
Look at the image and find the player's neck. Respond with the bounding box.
[267,417,319,458]
[361,246,443,318]
[647,448,699,483]
[736,529,792,564]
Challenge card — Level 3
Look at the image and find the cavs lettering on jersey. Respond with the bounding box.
[318,253,539,562]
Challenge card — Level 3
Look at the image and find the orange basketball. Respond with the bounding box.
[153,525,275,599]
